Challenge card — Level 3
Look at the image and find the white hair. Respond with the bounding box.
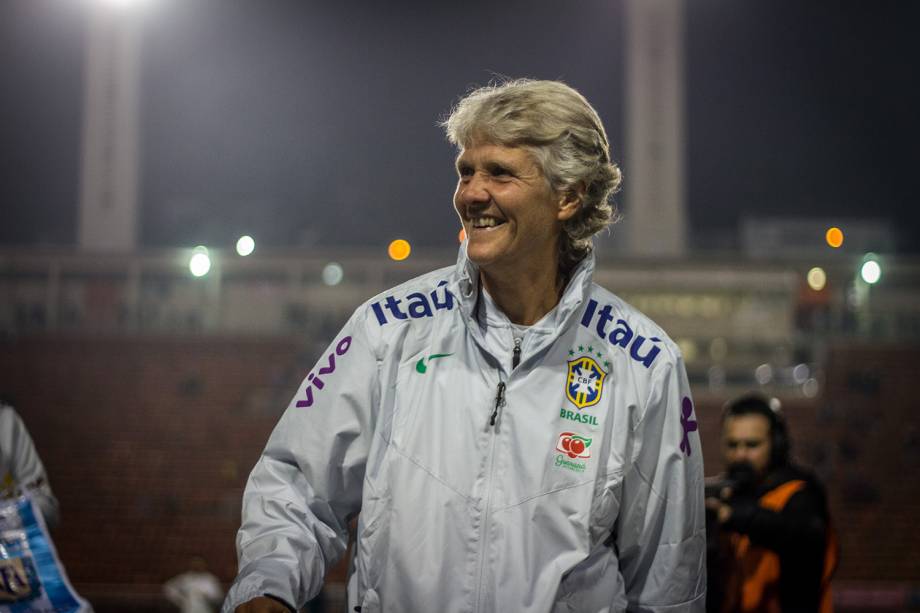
[443,78,622,272]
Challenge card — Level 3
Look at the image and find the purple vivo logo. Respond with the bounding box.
[296,336,352,408]
[679,396,698,456]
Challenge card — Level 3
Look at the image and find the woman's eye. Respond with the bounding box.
[457,165,473,177]
[490,166,512,177]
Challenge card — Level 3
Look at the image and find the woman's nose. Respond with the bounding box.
[459,172,490,204]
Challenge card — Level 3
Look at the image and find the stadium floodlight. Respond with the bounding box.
[388,239,411,261]
[806,267,827,291]
[859,253,882,285]
[99,0,147,8]
[860,260,881,284]
[236,235,255,257]
[322,263,344,286]
[189,246,211,277]
[825,226,844,249]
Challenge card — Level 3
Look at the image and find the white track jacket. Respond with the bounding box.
[224,247,706,613]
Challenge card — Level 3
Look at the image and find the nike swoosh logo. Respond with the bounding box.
[415,353,454,374]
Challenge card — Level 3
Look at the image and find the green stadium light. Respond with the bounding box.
[860,253,882,285]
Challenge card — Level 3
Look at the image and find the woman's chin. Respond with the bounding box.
[466,244,501,269]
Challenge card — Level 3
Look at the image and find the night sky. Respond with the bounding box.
[1,0,918,253]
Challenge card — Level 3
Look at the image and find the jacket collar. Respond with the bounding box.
[448,242,595,355]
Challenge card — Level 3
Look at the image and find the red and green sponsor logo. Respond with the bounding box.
[554,431,592,473]
[555,432,592,459]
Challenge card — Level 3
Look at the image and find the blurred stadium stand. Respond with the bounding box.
[1,247,919,610]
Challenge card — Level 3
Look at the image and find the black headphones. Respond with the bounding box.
[721,392,790,469]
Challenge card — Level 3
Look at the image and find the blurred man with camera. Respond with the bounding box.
[705,393,837,613]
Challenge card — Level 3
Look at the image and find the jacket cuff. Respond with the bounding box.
[221,559,301,613]
[265,594,296,612]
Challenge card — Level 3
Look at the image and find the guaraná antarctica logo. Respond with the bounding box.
[560,345,610,426]
[554,431,593,473]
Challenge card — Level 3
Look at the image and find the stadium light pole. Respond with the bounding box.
[78,0,150,251]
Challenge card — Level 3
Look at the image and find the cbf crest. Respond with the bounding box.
[566,355,608,409]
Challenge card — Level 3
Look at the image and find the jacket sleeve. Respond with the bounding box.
[616,353,707,612]
[223,310,380,611]
[1,406,60,528]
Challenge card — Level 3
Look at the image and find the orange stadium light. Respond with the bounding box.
[388,239,411,261]
[825,226,844,248]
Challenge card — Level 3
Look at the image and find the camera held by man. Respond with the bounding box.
[705,393,838,613]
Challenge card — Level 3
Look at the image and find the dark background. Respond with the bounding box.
[1,0,918,253]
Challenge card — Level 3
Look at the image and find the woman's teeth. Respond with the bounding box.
[472,217,503,228]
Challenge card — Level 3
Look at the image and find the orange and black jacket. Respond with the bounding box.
[708,465,838,613]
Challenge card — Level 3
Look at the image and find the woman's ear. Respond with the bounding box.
[557,183,586,222]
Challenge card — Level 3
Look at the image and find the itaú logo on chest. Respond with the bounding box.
[555,432,592,459]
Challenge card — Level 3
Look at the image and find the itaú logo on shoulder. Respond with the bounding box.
[555,432,592,459]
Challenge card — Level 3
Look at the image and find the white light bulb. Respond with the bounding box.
[189,253,211,277]
[806,267,826,291]
[860,261,881,284]
[322,263,344,286]
[236,235,255,257]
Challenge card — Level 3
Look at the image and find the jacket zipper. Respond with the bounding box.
[478,336,519,610]
[490,337,519,425]
[477,379,505,612]
[488,381,506,427]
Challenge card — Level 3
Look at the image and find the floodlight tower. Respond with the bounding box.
[77,0,144,252]
[623,0,687,257]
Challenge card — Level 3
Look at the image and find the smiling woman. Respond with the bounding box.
[443,79,623,326]
[453,143,566,285]
[224,79,705,613]
[444,79,622,275]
